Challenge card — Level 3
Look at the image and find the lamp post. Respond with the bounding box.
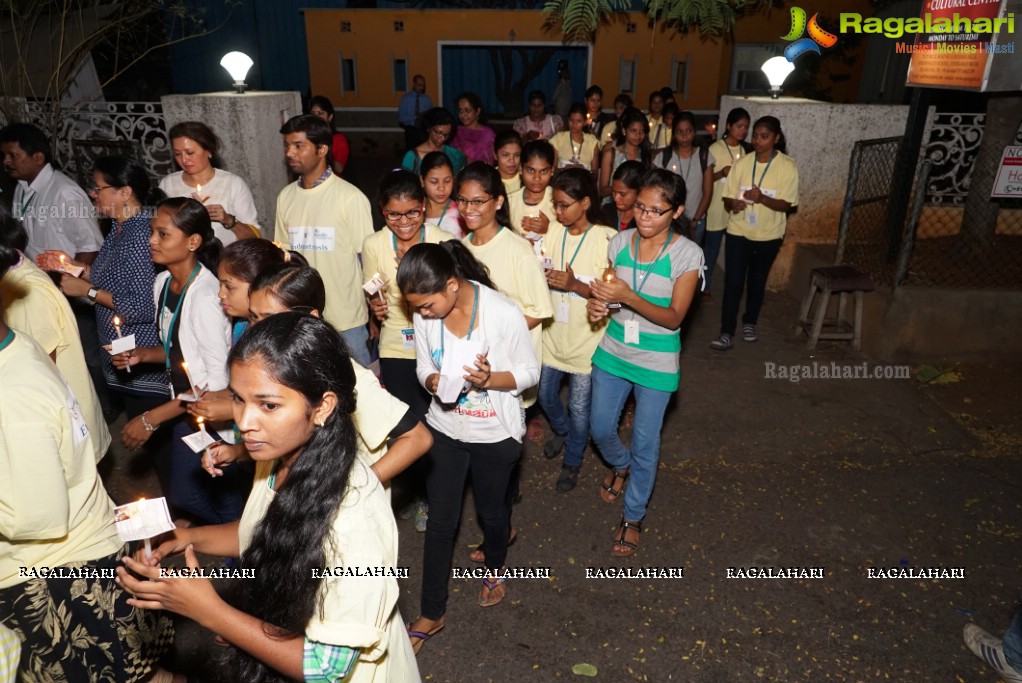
[220,51,254,94]
[761,56,795,99]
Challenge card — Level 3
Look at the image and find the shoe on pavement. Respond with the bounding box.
[414,501,428,533]
[710,334,733,351]
[543,434,566,459]
[742,324,758,342]
[555,466,579,492]
[963,623,1022,682]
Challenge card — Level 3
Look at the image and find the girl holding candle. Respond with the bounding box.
[37,156,168,425]
[0,241,174,683]
[494,129,523,195]
[549,103,601,174]
[397,241,539,649]
[119,313,420,682]
[587,169,703,556]
[539,169,616,492]
[159,121,260,243]
[704,107,752,296]
[507,140,562,241]
[419,152,463,239]
[599,107,652,199]
[113,197,240,526]
[711,115,798,350]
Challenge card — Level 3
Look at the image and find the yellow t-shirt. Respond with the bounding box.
[0,332,122,589]
[601,120,618,148]
[723,151,799,242]
[362,226,454,360]
[541,223,616,374]
[648,116,672,149]
[507,186,564,239]
[462,228,553,406]
[274,174,374,332]
[706,140,746,232]
[0,259,110,462]
[238,457,419,682]
[549,131,600,170]
[352,360,410,468]
[501,175,522,195]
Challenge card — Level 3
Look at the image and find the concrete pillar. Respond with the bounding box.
[716,96,928,289]
[161,91,302,233]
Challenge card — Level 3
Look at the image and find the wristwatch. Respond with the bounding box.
[87,287,99,302]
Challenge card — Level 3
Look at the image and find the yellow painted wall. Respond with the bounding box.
[304,5,871,111]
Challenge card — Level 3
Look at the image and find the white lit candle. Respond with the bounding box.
[113,315,123,338]
[181,361,196,393]
[197,416,207,433]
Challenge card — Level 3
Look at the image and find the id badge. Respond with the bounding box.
[401,327,415,349]
[555,299,570,324]
[747,209,758,226]
[624,319,640,345]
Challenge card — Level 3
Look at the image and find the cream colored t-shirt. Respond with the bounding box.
[0,258,110,462]
[0,332,122,589]
[274,175,374,332]
[361,226,454,360]
[351,360,410,467]
[501,175,522,196]
[507,186,564,240]
[549,131,600,170]
[462,228,553,406]
[707,140,746,232]
[541,223,616,374]
[723,151,799,242]
[238,457,419,682]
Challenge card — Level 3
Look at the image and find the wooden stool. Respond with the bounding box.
[796,266,875,350]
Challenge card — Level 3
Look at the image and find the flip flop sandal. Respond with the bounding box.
[469,528,517,563]
[479,576,508,607]
[600,468,630,503]
[611,519,642,557]
[407,618,445,655]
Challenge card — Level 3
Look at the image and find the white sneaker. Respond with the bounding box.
[964,623,1022,682]
[710,334,733,351]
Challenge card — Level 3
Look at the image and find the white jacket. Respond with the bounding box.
[152,266,232,394]
[415,283,540,442]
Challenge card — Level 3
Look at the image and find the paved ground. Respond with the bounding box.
[97,151,1022,681]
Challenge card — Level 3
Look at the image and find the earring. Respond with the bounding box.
[315,419,325,428]
[188,246,196,252]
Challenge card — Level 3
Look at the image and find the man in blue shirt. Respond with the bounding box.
[398,75,432,152]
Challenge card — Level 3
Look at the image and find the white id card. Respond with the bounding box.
[624,319,640,344]
[402,327,415,349]
[747,209,758,226]
[555,299,570,324]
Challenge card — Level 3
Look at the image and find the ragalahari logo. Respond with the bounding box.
[781,7,838,62]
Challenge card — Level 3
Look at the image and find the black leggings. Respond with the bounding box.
[720,233,783,336]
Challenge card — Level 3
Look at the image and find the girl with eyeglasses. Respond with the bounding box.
[587,169,703,556]
[419,151,463,239]
[540,169,616,492]
[401,108,467,175]
[711,115,798,350]
[397,241,539,651]
[506,140,563,242]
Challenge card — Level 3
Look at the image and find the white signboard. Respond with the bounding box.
[991,146,1022,198]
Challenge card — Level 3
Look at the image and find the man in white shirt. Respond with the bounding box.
[0,124,103,263]
[274,115,375,367]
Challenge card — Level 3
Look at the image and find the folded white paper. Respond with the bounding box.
[113,497,175,543]
[109,334,137,355]
[436,337,488,403]
[181,428,218,453]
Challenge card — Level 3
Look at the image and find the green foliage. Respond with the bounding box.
[544,0,767,41]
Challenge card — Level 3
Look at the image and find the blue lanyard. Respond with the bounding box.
[631,232,673,294]
[560,224,591,271]
[158,264,201,372]
[439,283,479,364]
[725,142,740,163]
[391,226,425,252]
[752,152,776,188]
[0,328,14,353]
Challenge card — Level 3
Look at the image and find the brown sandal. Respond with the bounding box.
[611,519,642,557]
[600,468,630,503]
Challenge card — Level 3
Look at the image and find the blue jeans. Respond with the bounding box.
[538,365,593,468]
[340,324,372,368]
[702,229,725,291]
[690,215,707,247]
[589,365,673,522]
[1005,608,1022,671]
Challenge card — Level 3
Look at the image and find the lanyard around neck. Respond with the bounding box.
[159,264,202,371]
[752,152,776,187]
[0,328,14,353]
[631,232,673,294]
[560,224,591,271]
[439,282,479,362]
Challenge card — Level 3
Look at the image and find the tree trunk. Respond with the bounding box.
[958,93,1022,252]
